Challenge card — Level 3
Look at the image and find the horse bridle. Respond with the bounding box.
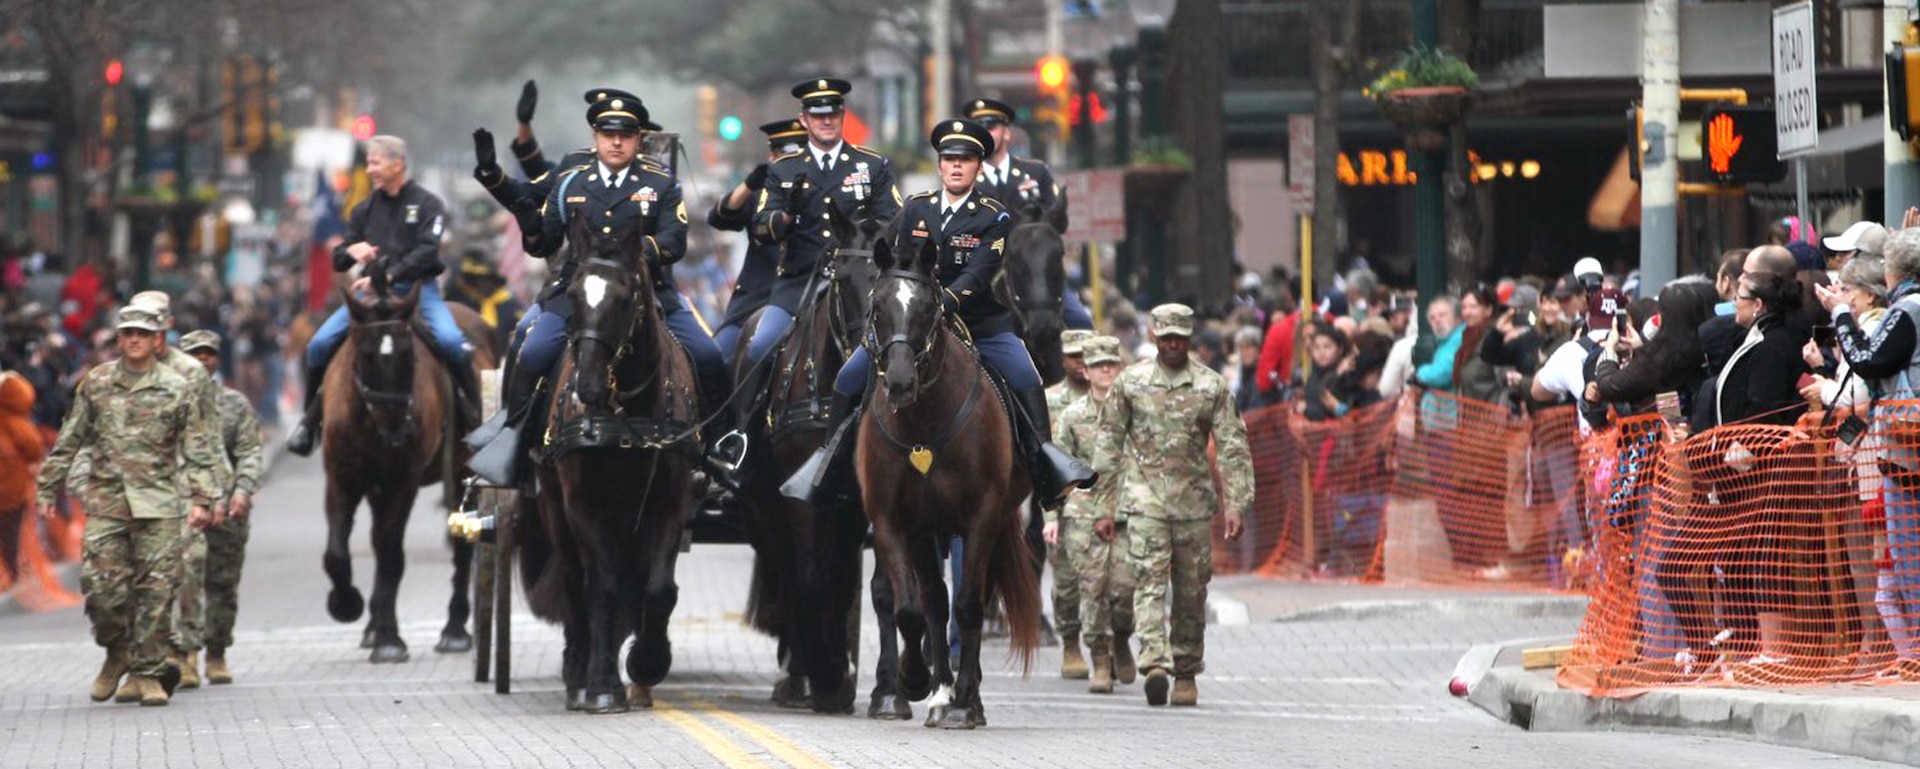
[827,247,873,356]
[352,318,419,447]
[569,255,655,405]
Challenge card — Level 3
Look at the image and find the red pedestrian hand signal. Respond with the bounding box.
[1707,113,1743,175]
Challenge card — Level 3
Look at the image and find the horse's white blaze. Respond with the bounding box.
[583,274,609,309]
[928,684,954,708]
[379,334,394,356]
[893,280,915,317]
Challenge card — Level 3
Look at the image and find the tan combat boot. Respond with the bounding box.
[1113,632,1138,684]
[1143,668,1170,706]
[1170,677,1198,706]
[134,675,170,706]
[205,648,232,685]
[173,651,200,690]
[1060,632,1089,679]
[90,649,132,702]
[1087,638,1114,694]
[113,675,143,703]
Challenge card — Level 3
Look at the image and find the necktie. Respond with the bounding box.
[941,207,956,231]
[818,153,832,172]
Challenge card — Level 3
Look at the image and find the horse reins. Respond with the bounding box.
[353,318,421,447]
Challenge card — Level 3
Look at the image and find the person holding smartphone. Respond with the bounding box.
[1802,258,1887,414]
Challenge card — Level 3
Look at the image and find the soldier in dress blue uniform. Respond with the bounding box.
[964,97,1093,330]
[706,78,903,477]
[467,92,726,486]
[709,119,807,362]
[785,118,1095,510]
[472,85,664,240]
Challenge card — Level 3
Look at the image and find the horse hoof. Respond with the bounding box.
[899,668,933,702]
[566,688,588,711]
[434,630,473,654]
[924,704,981,730]
[868,694,913,720]
[369,643,410,664]
[328,588,365,623]
[360,627,377,649]
[625,683,654,709]
[811,681,855,715]
[582,690,628,714]
[771,675,810,709]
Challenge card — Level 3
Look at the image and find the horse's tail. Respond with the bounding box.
[986,507,1041,675]
[742,551,786,637]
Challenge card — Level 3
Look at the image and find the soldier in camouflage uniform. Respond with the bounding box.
[179,330,264,686]
[1052,335,1137,693]
[1044,328,1094,678]
[37,305,221,707]
[1093,304,1253,707]
[126,291,232,690]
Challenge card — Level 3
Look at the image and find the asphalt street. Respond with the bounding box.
[0,452,1899,768]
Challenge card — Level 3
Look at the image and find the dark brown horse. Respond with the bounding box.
[858,238,1040,729]
[732,200,886,716]
[523,216,698,714]
[996,197,1070,387]
[321,279,497,663]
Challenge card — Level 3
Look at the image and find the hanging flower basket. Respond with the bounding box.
[1377,86,1474,152]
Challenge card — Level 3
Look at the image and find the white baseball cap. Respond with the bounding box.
[1823,221,1887,255]
[1572,257,1604,280]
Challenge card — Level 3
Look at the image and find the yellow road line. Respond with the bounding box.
[654,699,772,769]
[685,697,837,769]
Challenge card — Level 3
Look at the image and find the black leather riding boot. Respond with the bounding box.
[449,360,483,430]
[467,359,542,487]
[285,360,329,457]
[1013,387,1097,510]
[779,391,860,504]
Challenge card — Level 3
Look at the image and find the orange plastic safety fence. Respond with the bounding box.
[1561,401,1920,697]
[1,504,80,612]
[1217,391,1585,591]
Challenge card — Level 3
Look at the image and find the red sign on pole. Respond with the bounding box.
[1060,169,1125,244]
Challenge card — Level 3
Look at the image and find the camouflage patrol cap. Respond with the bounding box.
[115,305,165,332]
[1082,335,1123,366]
[178,330,222,353]
[1060,329,1095,356]
[1149,303,1195,338]
[129,290,173,320]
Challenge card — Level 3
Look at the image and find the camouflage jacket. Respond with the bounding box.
[1052,392,1121,523]
[1093,360,1254,522]
[216,386,265,496]
[1045,380,1087,425]
[161,346,232,493]
[38,359,222,518]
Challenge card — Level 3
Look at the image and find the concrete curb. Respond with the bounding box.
[1206,592,1251,626]
[1463,638,1920,766]
[0,431,289,620]
[1274,594,1589,623]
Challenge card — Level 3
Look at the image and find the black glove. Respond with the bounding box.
[940,288,961,314]
[745,163,770,191]
[472,128,497,170]
[784,176,817,216]
[516,80,538,125]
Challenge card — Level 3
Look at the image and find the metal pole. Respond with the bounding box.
[931,0,952,130]
[1794,158,1810,234]
[1639,0,1681,298]
[1888,2,1920,225]
[1411,0,1445,310]
[1045,0,1064,162]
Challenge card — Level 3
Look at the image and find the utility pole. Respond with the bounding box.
[1045,0,1064,161]
[1639,0,1680,297]
[1890,1,1920,226]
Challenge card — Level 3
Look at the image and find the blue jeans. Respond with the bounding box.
[743,305,794,369]
[308,281,469,368]
[834,331,1042,398]
[1063,289,1092,330]
[661,293,726,383]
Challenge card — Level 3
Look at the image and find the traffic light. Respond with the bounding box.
[351,114,376,141]
[1700,104,1785,183]
[1890,43,1920,141]
[1033,55,1071,141]
[718,115,742,141]
[697,85,717,138]
[1036,55,1069,94]
[104,60,123,87]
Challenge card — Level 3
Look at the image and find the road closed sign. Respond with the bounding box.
[1771,1,1817,158]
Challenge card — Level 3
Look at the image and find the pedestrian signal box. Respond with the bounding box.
[1890,44,1920,142]
[1700,104,1785,184]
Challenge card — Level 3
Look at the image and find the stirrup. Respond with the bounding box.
[709,430,749,474]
